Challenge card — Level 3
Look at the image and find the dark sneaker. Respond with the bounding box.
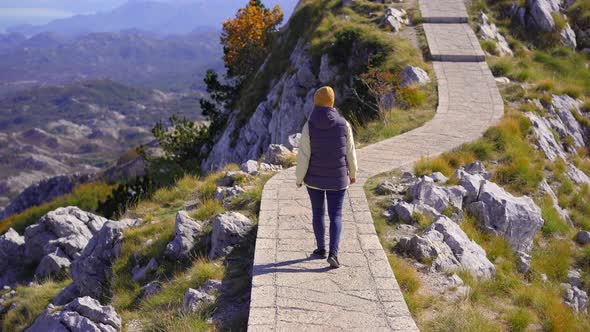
[327,254,340,268]
[312,249,327,258]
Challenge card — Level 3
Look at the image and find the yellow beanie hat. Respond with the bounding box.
[314,86,335,107]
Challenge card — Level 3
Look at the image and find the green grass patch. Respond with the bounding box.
[1,279,71,331]
[0,182,115,235]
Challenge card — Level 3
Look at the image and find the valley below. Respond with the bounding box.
[0,80,205,209]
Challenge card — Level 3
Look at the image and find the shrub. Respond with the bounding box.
[481,40,499,56]
[414,156,453,177]
[397,86,426,108]
[490,58,513,77]
[531,239,573,282]
[505,308,533,332]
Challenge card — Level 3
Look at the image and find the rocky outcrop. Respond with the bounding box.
[468,180,544,272]
[567,164,590,185]
[165,211,204,259]
[400,66,431,87]
[217,170,249,187]
[561,23,578,49]
[131,258,158,282]
[561,282,589,313]
[55,219,141,305]
[202,39,317,171]
[240,160,259,174]
[526,112,568,161]
[27,296,122,332]
[409,176,466,214]
[382,7,409,32]
[0,173,93,221]
[526,0,561,32]
[209,212,254,260]
[478,12,513,56]
[0,228,26,287]
[396,216,495,278]
[23,207,111,278]
[526,95,586,161]
[539,180,570,222]
[183,288,215,313]
[508,0,578,48]
[215,185,246,207]
[263,144,294,165]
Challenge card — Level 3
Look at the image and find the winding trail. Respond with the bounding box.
[248,0,503,330]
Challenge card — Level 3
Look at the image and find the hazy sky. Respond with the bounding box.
[0,0,296,31]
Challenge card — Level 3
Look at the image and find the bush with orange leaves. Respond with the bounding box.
[221,0,283,78]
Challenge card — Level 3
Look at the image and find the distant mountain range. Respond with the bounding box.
[0,29,223,96]
[5,0,297,37]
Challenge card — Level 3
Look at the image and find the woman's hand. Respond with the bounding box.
[350,177,356,184]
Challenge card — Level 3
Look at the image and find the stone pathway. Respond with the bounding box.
[248,0,503,330]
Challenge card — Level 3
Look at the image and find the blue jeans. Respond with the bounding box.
[306,187,347,256]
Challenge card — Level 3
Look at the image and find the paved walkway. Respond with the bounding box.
[248,0,504,330]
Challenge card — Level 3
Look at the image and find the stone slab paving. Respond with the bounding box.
[418,0,468,23]
[423,23,485,62]
[248,0,503,331]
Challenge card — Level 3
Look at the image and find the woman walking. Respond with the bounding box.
[295,86,358,268]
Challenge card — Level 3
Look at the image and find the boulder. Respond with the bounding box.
[400,66,431,87]
[215,185,246,207]
[388,201,441,223]
[396,216,495,278]
[495,77,511,84]
[409,176,466,213]
[287,133,302,150]
[24,207,110,265]
[62,220,140,304]
[27,296,122,332]
[376,180,402,195]
[478,12,513,56]
[0,228,25,287]
[561,23,577,49]
[551,95,586,148]
[526,113,567,161]
[429,172,448,183]
[131,258,158,282]
[35,249,71,279]
[468,181,543,272]
[382,7,409,32]
[567,164,590,186]
[139,281,161,299]
[463,161,492,180]
[209,212,254,260]
[165,211,204,260]
[183,288,215,313]
[575,231,590,245]
[264,144,293,165]
[454,169,486,204]
[239,160,259,174]
[217,171,248,187]
[567,269,583,288]
[562,283,589,313]
[526,0,561,32]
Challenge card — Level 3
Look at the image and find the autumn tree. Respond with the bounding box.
[221,0,283,78]
[355,67,399,124]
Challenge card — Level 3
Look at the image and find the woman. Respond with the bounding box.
[295,86,358,268]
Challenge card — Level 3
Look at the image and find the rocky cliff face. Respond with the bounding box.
[202,39,332,171]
